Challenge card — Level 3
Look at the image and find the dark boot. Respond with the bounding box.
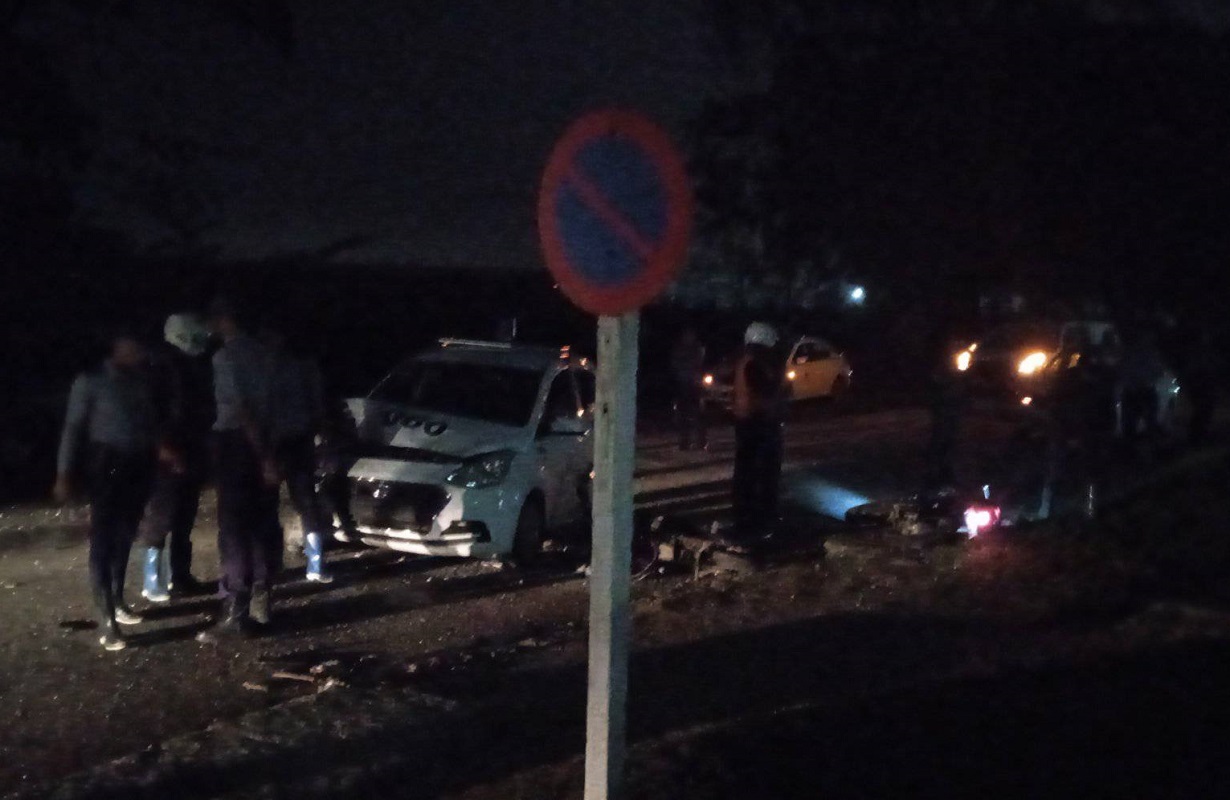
[249,582,273,627]
[93,583,126,652]
[195,595,251,644]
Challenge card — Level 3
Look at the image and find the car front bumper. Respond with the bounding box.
[347,457,523,559]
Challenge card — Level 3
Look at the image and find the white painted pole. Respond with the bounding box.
[584,311,639,800]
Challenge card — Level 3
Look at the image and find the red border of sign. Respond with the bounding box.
[538,109,693,316]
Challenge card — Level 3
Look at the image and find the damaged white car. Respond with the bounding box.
[342,340,594,562]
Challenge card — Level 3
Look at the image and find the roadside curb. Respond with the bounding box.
[0,506,89,555]
[6,684,466,800]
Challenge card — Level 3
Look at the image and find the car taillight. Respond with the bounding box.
[963,505,1001,537]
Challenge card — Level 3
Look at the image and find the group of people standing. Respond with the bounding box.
[54,299,338,652]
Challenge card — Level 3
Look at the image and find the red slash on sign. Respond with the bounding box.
[538,109,693,316]
[563,165,656,262]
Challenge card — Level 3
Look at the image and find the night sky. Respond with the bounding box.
[9,0,1230,271]
[15,0,719,268]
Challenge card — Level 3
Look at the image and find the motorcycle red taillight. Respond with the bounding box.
[963,505,1001,537]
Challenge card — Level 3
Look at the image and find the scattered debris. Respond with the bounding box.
[241,682,269,692]
[270,672,316,684]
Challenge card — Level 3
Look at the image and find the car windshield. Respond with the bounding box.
[981,323,1060,353]
[370,360,542,428]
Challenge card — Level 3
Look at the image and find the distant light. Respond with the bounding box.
[1021,396,1033,406]
[848,285,866,304]
[955,350,972,372]
[703,374,714,386]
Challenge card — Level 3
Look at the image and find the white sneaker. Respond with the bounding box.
[114,607,144,626]
[306,571,334,584]
[141,587,171,604]
[99,633,127,651]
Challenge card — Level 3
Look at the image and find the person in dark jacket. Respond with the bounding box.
[1118,328,1167,456]
[1184,329,1220,446]
[670,327,708,451]
[261,322,333,583]
[197,298,279,644]
[53,331,159,651]
[731,322,787,544]
[921,318,966,496]
[136,313,214,602]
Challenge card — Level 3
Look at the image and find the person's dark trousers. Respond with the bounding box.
[923,388,962,493]
[87,447,154,622]
[276,435,330,541]
[675,382,707,450]
[732,416,784,540]
[1121,387,1159,452]
[1188,386,1216,446]
[214,431,273,609]
[137,449,205,583]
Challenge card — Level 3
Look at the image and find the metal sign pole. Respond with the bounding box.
[584,311,639,800]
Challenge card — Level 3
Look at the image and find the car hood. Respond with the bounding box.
[346,398,527,461]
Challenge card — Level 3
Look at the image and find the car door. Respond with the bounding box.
[809,338,841,396]
[788,341,819,400]
[535,370,586,528]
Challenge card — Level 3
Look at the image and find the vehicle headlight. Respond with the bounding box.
[703,374,714,386]
[445,450,516,489]
[1017,351,1048,376]
[955,350,973,372]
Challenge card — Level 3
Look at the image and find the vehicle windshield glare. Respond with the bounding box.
[370,361,543,428]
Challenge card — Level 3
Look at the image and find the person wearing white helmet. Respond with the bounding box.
[730,321,787,546]
[136,312,215,603]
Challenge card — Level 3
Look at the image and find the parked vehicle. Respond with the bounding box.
[341,339,594,562]
[704,335,852,408]
[957,319,1183,436]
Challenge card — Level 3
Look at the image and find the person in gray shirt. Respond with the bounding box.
[53,330,159,652]
[197,298,281,645]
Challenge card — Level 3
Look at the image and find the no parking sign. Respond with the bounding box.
[538,109,693,315]
[538,110,693,800]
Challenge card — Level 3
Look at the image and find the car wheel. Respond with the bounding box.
[830,374,851,398]
[512,497,546,567]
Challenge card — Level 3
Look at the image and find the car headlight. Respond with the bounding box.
[1017,351,1048,376]
[955,350,973,372]
[445,450,516,489]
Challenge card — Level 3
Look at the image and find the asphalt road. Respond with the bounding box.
[0,405,1023,793]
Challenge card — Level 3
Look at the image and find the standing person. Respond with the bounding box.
[53,331,159,651]
[137,313,214,602]
[921,318,966,496]
[670,327,708,451]
[197,298,279,644]
[1119,328,1166,457]
[1184,329,1220,446]
[262,321,333,583]
[730,322,787,546]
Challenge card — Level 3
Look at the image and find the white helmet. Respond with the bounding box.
[744,322,778,347]
[164,313,210,356]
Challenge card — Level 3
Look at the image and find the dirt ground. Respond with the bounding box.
[2,415,1229,798]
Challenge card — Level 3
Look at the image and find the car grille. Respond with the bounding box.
[350,480,450,533]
